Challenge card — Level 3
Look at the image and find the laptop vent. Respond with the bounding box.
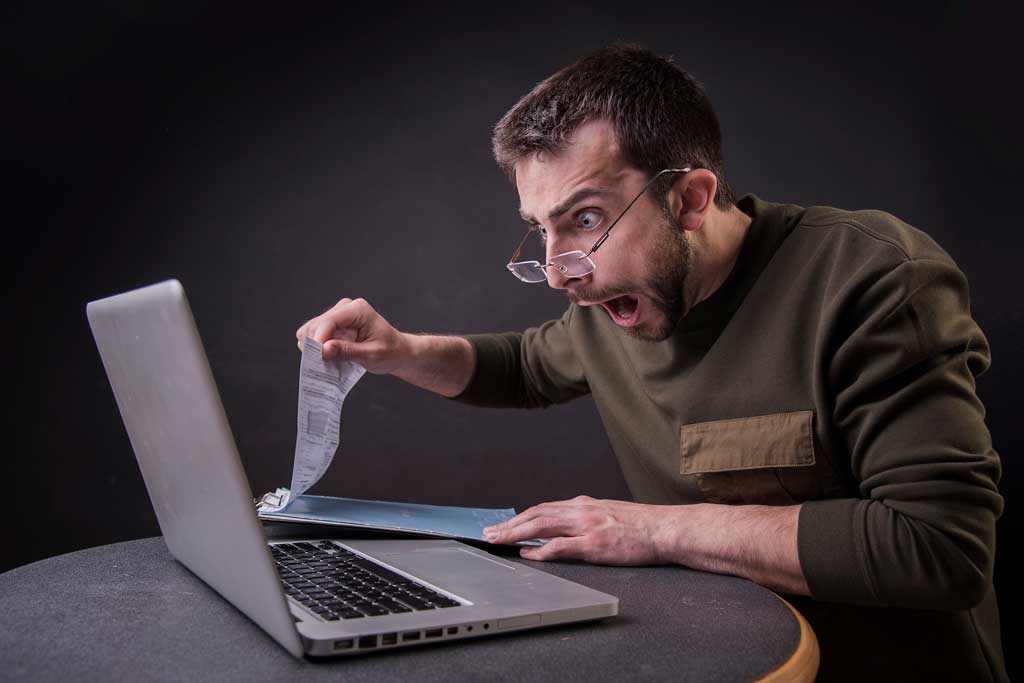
[339,625,483,651]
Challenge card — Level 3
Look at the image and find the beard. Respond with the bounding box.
[569,210,692,341]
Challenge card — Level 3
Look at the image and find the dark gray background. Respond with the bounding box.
[7,0,1020,673]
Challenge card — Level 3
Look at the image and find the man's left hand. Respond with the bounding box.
[483,495,670,564]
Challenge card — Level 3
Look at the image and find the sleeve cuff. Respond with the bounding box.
[449,333,522,407]
[798,498,878,605]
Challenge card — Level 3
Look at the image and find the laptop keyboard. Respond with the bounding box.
[271,541,461,621]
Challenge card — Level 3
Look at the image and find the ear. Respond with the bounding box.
[668,169,718,231]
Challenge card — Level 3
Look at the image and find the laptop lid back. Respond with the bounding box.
[87,280,303,657]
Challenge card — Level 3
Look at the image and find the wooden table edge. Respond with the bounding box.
[756,594,820,682]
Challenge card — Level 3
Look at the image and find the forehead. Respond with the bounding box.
[515,119,640,223]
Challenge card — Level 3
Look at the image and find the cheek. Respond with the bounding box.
[607,249,648,286]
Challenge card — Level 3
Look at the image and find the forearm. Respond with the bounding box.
[660,503,810,596]
[392,333,476,398]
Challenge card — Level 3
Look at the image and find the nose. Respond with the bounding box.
[544,237,579,289]
[546,261,574,289]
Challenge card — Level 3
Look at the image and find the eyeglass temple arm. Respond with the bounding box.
[508,226,534,264]
[582,167,692,258]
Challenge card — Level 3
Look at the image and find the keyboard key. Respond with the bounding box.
[376,599,412,613]
[357,604,389,617]
[399,597,437,611]
[431,598,459,607]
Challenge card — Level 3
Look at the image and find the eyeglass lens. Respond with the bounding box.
[507,250,595,283]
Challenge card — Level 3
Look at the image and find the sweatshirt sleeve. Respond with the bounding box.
[452,305,590,409]
[798,256,1003,610]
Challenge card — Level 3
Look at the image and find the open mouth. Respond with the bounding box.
[600,295,640,327]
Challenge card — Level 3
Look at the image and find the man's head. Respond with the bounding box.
[493,43,733,210]
[494,44,733,341]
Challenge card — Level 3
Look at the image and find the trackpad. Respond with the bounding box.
[383,548,523,597]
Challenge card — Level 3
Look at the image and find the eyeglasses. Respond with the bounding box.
[506,167,692,283]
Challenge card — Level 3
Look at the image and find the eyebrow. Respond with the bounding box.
[518,187,614,225]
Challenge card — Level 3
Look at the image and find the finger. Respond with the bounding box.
[296,320,314,348]
[312,318,337,345]
[486,502,581,534]
[296,317,327,347]
[330,297,353,312]
[315,301,370,345]
[484,514,578,545]
[295,297,357,348]
[519,537,587,562]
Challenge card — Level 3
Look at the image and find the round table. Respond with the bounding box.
[0,532,818,681]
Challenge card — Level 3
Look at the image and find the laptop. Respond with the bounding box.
[86,279,618,657]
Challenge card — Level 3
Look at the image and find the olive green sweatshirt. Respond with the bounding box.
[455,194,1006,681]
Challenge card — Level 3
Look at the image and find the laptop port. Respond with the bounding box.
[425,629,443,639]
[381,633,398,646]
[402,631,421,642]
[359,635,377,649]
[333,639,354,651]
[447,627,458,635]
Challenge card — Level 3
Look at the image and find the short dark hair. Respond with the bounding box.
[493,43,735,208]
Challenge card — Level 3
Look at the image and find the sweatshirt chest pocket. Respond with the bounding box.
[679,411,821,505]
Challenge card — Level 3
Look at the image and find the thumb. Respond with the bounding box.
[323,339,365,362]
[312,319,336,345]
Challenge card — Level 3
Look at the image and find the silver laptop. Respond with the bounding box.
[86,279,618,657]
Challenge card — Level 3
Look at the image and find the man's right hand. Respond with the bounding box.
[295,297,476,397]
[295,297,410,375]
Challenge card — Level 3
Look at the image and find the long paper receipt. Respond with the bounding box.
[264,337,365,511]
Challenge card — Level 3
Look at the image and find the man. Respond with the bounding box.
[296,45,1005,680]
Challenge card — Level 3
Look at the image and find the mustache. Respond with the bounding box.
[567,286,634,305]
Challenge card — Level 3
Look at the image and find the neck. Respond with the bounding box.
[682,204,752,315]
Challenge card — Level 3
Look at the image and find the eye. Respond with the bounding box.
[533,224,548,243]
[577,210,601,231]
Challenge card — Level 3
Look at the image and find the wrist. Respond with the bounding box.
[651,503,703,565]
[394,332,419,375]
[391,333,474,397]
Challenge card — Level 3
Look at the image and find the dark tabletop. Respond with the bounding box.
[0,529,803,682]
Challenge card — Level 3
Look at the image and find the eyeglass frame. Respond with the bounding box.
[506,166,693,283]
